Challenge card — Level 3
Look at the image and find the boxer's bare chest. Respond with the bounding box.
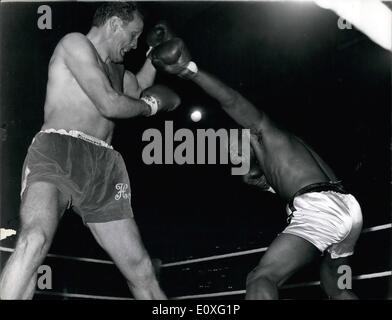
[100,60,124,93]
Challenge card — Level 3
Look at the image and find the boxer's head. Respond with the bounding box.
[228,134,271,190]
[92,2,144,63]
[240,147,268,189]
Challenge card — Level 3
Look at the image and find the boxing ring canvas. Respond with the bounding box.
[0,0,391,300]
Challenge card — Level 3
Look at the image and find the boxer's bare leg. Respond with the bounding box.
[88,218,166,300]
[0,182,67,299]
[320,254,358,299]
[245,233,319,300]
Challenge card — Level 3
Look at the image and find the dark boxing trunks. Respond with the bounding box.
[21,129,134,224]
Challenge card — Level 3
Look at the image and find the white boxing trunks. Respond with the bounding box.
[282,182,363,259]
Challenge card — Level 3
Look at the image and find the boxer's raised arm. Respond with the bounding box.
[124,70,142,98]
[149,37,274,132]
[136,58,157,91]
[192,70,270,133]
[61,33,151,118]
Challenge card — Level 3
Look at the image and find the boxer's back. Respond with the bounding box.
[251,128,339,200]
[41,33,118,143]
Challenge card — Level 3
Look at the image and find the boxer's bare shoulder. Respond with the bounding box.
[50,32,105,80]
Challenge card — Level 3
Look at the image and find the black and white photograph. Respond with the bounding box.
[0,0,391,306]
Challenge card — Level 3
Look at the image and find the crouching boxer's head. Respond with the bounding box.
[227,134,273,191]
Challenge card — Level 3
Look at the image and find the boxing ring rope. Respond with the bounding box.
[1,223,391,300]
[32,270,392,301]
[160,223,392,268]
[1,224,390,267]
[36,291,133,301]
[0,246,116,265]
[172,271,392,300]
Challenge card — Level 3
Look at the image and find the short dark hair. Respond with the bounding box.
[92,2,140,27]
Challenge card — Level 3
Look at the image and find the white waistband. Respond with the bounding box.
[40,129,113,149]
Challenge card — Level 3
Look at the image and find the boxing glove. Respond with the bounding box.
[141,85,181,116]
[146,21,176,48]
[150,38,198,79]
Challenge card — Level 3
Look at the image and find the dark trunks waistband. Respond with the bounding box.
[288,181,349,213]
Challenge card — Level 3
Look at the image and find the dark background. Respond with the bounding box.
[0,1,391,299]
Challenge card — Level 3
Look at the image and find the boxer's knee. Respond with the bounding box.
[126,254,156,288]
[15,227,49,266]
[246,266,280,300]
[246,265,281,288]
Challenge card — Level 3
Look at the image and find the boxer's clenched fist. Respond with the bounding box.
[146,21,176,57]
[141,85,181,116]
[150,38,198,79]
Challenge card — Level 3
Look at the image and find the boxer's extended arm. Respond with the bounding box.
[192,70,270,133]
[62,33,150,118]
[150,37,273,132]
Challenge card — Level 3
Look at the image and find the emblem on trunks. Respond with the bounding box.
[115,183,131,201]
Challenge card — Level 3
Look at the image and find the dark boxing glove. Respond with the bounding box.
[145,21,175,56]
[146,21,175,47]
[150,38,198,79]
[141,85,181,116]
